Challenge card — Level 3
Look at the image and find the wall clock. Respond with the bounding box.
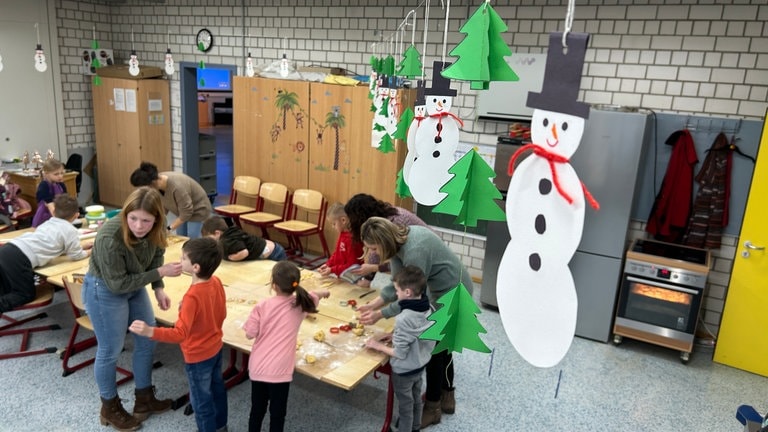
[196,28,213,52]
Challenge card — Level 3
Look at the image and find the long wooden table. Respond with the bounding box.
[13,231,395,430]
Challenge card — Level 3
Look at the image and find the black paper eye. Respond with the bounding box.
[433,98,438,103]
[442,99,447,104]
[543,118,549,127]
[562,122,569,131]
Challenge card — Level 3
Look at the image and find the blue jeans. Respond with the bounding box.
[82,273,157,399]
[267,243,287,261]
[185,349,228,432]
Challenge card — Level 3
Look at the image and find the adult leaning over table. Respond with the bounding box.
[83,186,183,431]
[130,161,212,239]
[357,217,473,429]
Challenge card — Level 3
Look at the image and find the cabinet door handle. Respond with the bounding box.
[744,240,765,250]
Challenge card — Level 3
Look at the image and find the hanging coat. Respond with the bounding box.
[683,132,731,249]
[645,129,698,243]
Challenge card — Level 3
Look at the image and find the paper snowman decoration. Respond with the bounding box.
[34,44,47,72]
[164,48,175,75]
[128,50,140,77]
[279,54,289,78]
[402,80,427,187]
[370,76,390,147]
[408,62,463,206]
[245,53,255,77]
[0,54,4,72]
[496,32,595,368]
[386,87,399,136]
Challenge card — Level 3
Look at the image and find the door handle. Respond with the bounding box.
[744,241,765,250]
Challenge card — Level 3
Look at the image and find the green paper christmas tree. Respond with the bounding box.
[91,37,102,86]
[382,55,396,76]
[396,44,423,79]
[395,168,412,198]
[433,149,506,227]
[393,107,415,142]
[441,2,519,90]
[377,133,396,154]
[378,97,390,117]
[420,283,491,354]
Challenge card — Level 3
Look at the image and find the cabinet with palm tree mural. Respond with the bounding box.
[233,76,412,253]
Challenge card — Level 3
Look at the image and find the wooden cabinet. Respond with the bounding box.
[233,76,412,252]
[92,78,171,206]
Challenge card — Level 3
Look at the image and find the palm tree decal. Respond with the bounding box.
[274,90,299,130]
[325,106,346,170]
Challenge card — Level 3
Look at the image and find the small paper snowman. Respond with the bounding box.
[245,53,255,78]
[370,76,390,147]
[408,62,463,206]
[496,32,596,368]
[164,48,175,75]
[0,53,4,73]
[34,44,47,72]
[128,50,140,77]
[402,80,426,187]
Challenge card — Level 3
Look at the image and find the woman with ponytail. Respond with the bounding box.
[242,261,330,432]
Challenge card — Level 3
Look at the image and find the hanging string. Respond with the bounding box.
[411,10,417,46]
[421,0,431,80]
[562,0,576,48]
[440,0,450,65]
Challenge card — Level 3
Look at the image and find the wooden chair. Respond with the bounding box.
[0,283,60,360]
[273,189,330,268]
[61,276,133,384]
[239,182,290,240]
[214,176,261,226]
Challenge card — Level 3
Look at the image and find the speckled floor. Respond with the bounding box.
[1,280,765,432]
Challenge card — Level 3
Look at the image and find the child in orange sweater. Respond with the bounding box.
[129,237,228,432]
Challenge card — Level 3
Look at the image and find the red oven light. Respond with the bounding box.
[656,268,672,279]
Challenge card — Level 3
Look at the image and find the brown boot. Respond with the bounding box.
[420,400,442,429]
[100,396,141,431]
[132,386,172,421]
[441,388,455,414]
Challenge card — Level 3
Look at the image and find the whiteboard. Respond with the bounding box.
[477,53,547,122]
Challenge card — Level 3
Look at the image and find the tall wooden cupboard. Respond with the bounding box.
[233,77,413,252]
[92,77,171,207]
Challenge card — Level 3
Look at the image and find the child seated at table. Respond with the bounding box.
[201,215,286,261]
[129,237,228,432]
[243,260,330,432]
[365,265,435,432]
[0,195,91,312]
[316,203,366,284]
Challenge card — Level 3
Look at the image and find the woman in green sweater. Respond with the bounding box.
[357,217,473,429]
[83,187,183,431]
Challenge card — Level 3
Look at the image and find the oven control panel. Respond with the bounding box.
[624,260,707,289]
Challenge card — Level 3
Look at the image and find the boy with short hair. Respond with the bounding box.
[129,237,228,432]
[0,195,91,312]
[365,265,435,432]
[201,215,286,261]
[316,203,365,283]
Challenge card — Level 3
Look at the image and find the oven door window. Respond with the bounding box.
[618,277,702,334]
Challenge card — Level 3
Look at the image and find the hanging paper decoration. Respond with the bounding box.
[90,27,103,85]
[34,44,47,72]
[164,31,175,76]
[128,29,140,77]
[433,149,506,227]
[392,106,414,142]
[408,61,463,206]
[0,52,5,73]
[245,52,255,77]
[396,44,423,79]
[420,283,491,354]
[395,169,412,198]
[401,80,426,193]
[496,31,597,369]
[441,1,519,90]
[377,134,396,154]
[370,77,390,147]
[382,55,396,77]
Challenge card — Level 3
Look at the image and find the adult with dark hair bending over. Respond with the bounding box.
[356,217,473,428]
[83,186,183,431]
[344,193,429,280]
[130,161,212,238]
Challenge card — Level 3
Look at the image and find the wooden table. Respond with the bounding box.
[7,170,79,209]
[0,227,100,280]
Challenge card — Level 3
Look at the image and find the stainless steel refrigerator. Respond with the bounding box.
[481,105,652,343]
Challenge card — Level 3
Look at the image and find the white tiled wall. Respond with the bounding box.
[53,0,767,339]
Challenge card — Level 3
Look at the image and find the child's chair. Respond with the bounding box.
[214,175,261,226]
[239,182,290,239]
[273,189,330,268]
[61,276,134,384]
[0,283,60,360]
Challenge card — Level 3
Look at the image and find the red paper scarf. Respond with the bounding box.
[429,111,464,140]
[508,143,599,210]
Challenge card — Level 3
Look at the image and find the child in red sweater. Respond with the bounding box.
[129,237,228,432]
[316,202,365,285]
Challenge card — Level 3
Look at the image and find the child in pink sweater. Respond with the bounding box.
[242,261,329,432]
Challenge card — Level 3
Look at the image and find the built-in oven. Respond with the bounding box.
[613,239,711,363]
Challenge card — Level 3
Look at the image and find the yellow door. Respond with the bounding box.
[713,111,768,376]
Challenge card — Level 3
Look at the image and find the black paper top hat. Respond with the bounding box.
[527,32,591,119]
[414,80,427,106]
[426,61,457,97]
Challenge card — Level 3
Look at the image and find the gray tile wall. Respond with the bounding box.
[54,0,767,338]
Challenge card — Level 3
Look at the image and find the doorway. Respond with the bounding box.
[179,61,236,205]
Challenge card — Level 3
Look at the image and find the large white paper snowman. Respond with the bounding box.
[496,32,595,368]
[408,62,462,206]
[403,81,427,187]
